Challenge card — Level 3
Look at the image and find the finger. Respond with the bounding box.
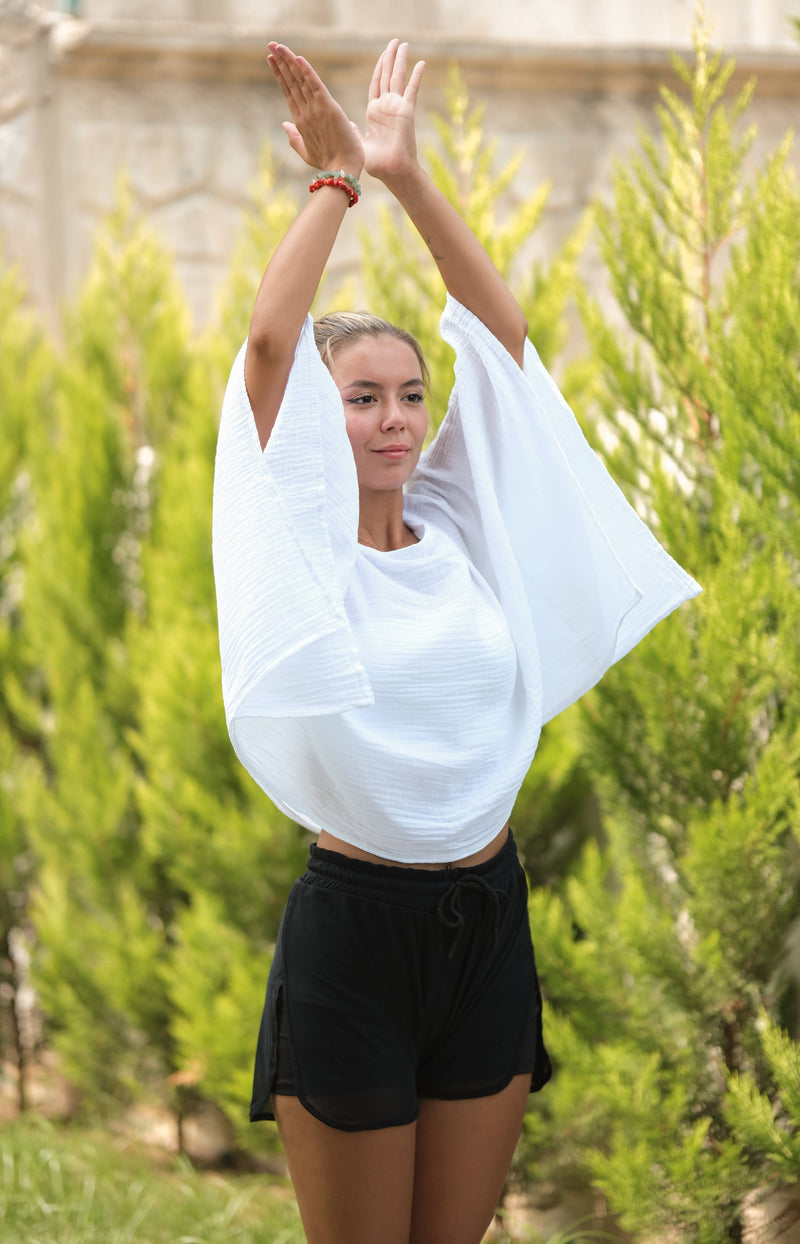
[390,41,408,95]
[270,41,300,75]
[269,61,296,109]
[269,46,307,109]
[368,50,384,103]
[267,52,292,99]
[267,48,289,91]
[380,38,398,95]
[404,58,426,106]
[294,54,326,98]
[271,44,310,106]
[272,42,302,72]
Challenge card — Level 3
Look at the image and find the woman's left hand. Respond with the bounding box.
[363,40,426,185]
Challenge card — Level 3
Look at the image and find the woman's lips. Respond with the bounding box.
[374,446,411,459]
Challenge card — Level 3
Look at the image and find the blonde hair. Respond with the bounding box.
[313,312,430,391]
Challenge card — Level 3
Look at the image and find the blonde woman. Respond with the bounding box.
[212,38,700,1244]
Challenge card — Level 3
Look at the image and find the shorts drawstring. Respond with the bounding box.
[436,873,506,959]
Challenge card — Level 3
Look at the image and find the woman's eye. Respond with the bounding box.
[404,392,424,404]
[348,394,375,406]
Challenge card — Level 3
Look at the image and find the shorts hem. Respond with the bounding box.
[251,1091,419,1133]
[251,1059,550,1130]
[250,1098,276,1123]
[417,1063,545,1104]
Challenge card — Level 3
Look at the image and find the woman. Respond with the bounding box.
[212,39,701,1244]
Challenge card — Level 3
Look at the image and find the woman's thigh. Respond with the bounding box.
[275,1076,529,1244]
[410,1073,531,1244]
[273,1093,417,1244]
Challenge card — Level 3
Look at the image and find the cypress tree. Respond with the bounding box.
[0,256,53,1111]
[23,185,196,1110]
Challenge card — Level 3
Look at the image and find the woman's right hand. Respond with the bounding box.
[268,43,364,176]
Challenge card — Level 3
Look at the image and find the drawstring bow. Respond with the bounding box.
[436,873,506,959]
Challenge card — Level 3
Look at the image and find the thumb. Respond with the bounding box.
[282,120,309,163]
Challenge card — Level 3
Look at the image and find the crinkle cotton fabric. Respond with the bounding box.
[212,296,701,863]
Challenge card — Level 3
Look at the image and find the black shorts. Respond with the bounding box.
[250,829,552,1132]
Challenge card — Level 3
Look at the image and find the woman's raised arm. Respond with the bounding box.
[363,41,528,368]
[245,44,364,448]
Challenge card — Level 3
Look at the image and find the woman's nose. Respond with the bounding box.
[381,399,406,430]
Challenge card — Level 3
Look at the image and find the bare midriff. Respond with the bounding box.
[315,822,510,870]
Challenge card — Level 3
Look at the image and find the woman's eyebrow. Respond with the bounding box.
[342,379,424,390]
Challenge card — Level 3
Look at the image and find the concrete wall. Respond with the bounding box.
[2,0,799,331]
[36,0,800,46]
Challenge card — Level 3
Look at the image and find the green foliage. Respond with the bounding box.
[513,705,596,886]
[18,189,194,1109]
[0,254,55,1093]
[0,257,50,630]
[726,1014,800,1183]
[208,152,297,381]
[162,893,276,1126]
[32,861,166,1104]
[66,176,194,453]
[522,1218,617,1244]
[522,15,800,1239]
[590,1105,749,1243]
[0,1117,304,1243]
[0,254,51,732]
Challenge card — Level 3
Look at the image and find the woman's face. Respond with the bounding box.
[331,335,429,493]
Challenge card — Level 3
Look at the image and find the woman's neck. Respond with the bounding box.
[357,490,418,552]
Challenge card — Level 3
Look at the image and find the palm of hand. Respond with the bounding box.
[362,41,425,183]
[363,95,416,180]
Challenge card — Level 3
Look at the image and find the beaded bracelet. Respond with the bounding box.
[309,169,362,208]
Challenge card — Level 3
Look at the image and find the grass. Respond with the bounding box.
[0,1117,305,1244]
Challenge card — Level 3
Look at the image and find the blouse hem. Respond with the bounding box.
[301,807,519,865]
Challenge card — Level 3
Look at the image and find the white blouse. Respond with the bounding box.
[212,297,701,862]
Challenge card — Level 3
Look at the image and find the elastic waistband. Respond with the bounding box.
[305,828,519,903]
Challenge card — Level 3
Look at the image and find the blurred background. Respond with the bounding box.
[3,2,800,1242]
[2,0,800,328]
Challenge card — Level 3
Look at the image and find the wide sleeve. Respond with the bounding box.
[211,316,373,724]
[404,296,702,726]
